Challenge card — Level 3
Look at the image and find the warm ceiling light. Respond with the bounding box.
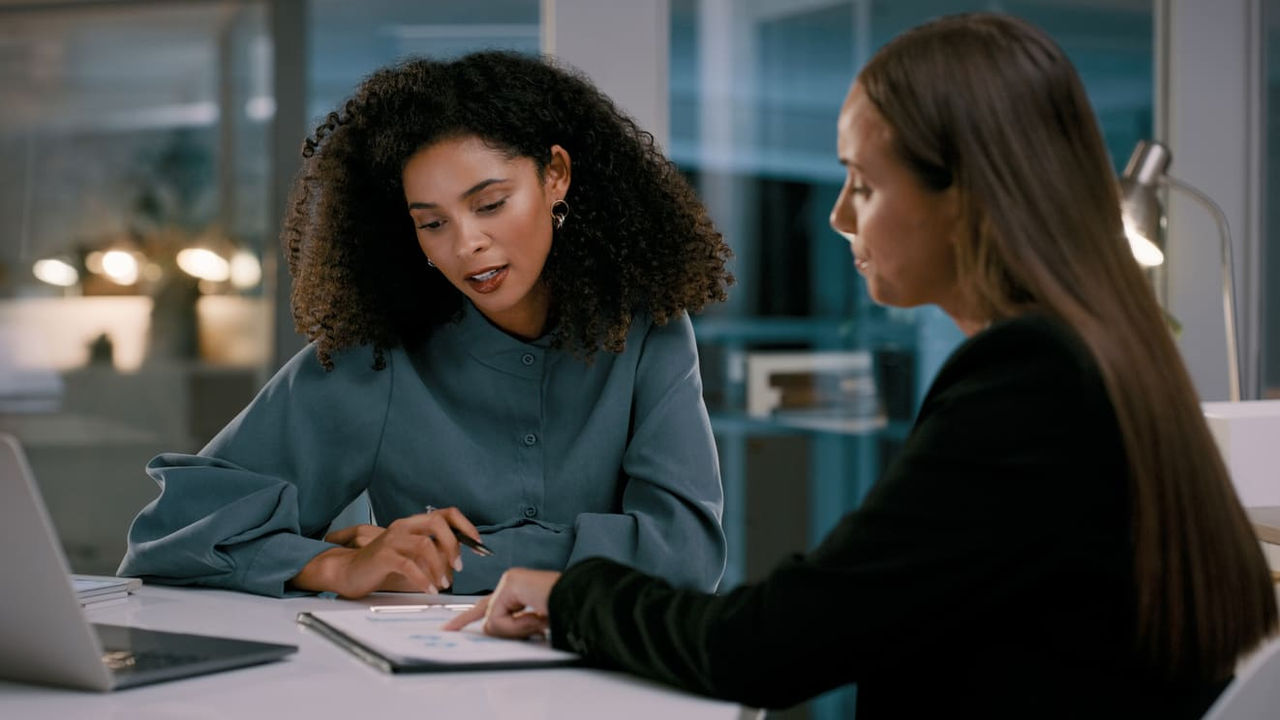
[85,251,105,275]
[176,248,231,282]
[100,250,140,285]
[229,250,262,289]
[32,258,79,287]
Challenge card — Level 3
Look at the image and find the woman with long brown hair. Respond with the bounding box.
[446,13,1277,717]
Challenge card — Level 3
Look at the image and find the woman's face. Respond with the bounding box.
[830,83,964,317]
[403,135,570,339]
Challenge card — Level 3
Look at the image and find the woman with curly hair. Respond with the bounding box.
[449,14,1276,717]
[118,51,733,599]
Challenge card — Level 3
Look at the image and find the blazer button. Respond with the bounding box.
[523,505,538,518]
[521,353,536,366]
[523,433,538,446]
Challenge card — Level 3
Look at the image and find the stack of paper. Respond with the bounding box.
[72,574,141,609]
[297,605,579,673]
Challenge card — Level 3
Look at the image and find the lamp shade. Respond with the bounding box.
[1119,140,1172,267]
[1118,138,1242,401]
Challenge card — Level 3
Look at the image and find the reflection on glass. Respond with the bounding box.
[1,3,272,370]
[308,0,540,120]
[0,2,272,577]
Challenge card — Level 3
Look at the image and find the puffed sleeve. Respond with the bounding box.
[117,344,394,597]
[564,313,727,591]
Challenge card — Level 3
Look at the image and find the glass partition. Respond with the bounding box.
[0,1,271,574]
[308,0,540,121]
[0,0,545,574]
[1264,0,1280,397]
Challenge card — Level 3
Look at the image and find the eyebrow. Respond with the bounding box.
[407,178,507,210]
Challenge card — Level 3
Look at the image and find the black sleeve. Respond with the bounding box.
[547,316,1128,709]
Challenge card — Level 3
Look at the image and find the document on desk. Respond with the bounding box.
[72,574,142,608]
[297,607,580,673]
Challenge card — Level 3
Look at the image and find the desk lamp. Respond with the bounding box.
[1119,139,1241,402]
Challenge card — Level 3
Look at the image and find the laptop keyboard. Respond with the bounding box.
[87,624,296,687]
[103,649,207,673]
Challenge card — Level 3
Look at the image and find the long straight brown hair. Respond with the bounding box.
[859,13,1275,681]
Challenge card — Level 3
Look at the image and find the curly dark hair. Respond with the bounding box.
[282,51,733,370]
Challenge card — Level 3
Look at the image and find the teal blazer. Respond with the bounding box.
[119,303,726,596]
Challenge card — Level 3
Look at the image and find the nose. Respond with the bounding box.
[454,218,491,258]
[830,185,857,244]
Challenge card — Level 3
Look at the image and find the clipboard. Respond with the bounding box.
[297,607,580,674]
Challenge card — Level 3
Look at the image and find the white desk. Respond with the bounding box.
[0,585,750,719]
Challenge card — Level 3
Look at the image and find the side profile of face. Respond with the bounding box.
[830,83,965,319]
[403,135,570,339]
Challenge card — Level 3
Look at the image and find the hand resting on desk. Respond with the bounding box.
[443,568,560,637]
[324,523,385,549]
[321,523,442,593]
[289,506,483,598]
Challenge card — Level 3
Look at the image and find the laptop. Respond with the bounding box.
[0,433,297,691]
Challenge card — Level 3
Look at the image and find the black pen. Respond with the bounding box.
[452,529,494,557]
[424,505,494,557]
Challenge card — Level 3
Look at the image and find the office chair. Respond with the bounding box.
[1201,635,1280,720]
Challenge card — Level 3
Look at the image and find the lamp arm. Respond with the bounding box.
[1161,175,1241,402]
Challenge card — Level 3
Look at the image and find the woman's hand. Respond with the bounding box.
[290,506,482,598]
[324,523,384,548]
[319,523,426,593]
[442,568,560,638]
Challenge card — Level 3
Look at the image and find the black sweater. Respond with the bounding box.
[548,314,1225,718]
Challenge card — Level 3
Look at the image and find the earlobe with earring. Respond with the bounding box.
[551,199,569,230]
[426,258,436,268]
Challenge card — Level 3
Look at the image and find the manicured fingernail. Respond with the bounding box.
[427,584,438,595]
[452,556,463,572]
[439,575,450,589]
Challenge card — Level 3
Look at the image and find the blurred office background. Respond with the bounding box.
[0,1,1273,716]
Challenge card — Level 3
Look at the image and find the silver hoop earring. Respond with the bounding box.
[425,258,436,268]
[551,199,569,230]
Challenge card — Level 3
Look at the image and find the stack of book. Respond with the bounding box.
[72,574,141,609]
[745,351,879,419]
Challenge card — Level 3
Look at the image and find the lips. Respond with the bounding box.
[465,265,508,294]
